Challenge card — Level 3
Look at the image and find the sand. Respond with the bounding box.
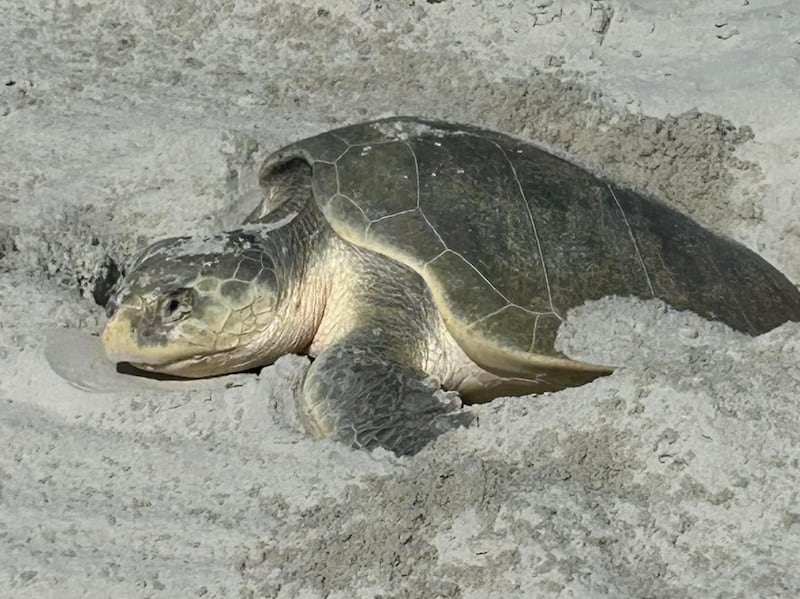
[1,1,799,597]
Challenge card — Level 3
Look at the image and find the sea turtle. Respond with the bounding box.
[101,116,800,455]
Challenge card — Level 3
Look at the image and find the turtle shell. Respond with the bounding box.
[258,117,800,378]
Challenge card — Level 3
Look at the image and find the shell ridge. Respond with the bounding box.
[428,248,537,318]
[403,140,448,251]
[606,183,656,298]
[489,139,560,320]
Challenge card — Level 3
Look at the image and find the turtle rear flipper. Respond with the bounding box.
[299,337,475,456]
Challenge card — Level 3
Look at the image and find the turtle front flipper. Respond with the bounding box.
[299,338,475,456]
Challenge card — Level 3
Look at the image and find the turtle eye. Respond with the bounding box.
[162,288,194,323]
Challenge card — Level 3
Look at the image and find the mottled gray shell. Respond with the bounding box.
[259,117,800,374]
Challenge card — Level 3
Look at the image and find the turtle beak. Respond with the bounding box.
[101,304,146,365]
[101,300,213,374]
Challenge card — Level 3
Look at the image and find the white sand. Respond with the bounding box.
[1,1,799,597]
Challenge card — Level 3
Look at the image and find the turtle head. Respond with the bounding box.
[102,229,312,378]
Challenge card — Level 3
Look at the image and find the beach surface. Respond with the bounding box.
[1,1,799,597]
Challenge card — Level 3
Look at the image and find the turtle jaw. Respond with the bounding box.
[101,305,235,378]
[127,355,237,379]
